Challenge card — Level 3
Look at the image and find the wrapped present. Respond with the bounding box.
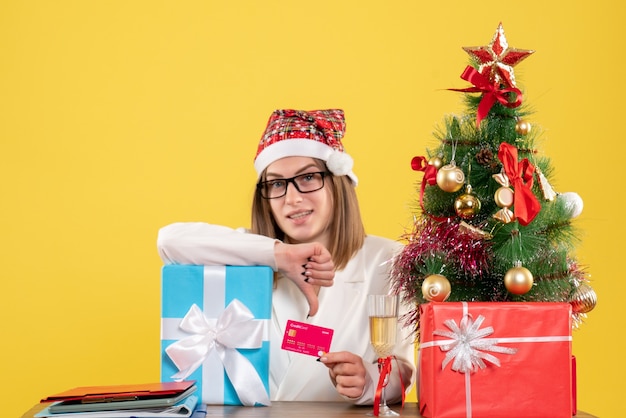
[572,355,577,415]
[160,265,273,406]
[419,302,572,418]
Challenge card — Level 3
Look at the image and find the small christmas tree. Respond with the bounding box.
[391,23,596,335]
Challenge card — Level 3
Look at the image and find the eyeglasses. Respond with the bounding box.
[257,171,329,199]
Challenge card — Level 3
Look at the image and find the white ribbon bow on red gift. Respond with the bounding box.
[434,314,518,374]
[165,300,271,406]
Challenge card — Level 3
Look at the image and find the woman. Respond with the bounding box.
[157,109,415,404]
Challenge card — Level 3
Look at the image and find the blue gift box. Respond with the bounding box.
[160,265,273,406]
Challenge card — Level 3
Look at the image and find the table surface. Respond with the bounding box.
[23,401,597,418]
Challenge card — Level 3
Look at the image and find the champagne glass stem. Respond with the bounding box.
[378,362,389,413]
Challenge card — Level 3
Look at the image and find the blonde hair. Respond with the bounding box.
[251,160,365,271]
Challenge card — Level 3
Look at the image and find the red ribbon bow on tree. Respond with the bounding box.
[411,156,437,185]
[450,66,523,128]
[497,142,541,226]
[411,156,453,222]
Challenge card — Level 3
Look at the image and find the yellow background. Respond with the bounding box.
[1,1,622,416]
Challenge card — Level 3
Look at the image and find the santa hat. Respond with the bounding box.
[254,109,357,185]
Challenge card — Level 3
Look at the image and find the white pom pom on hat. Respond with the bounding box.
[326,149,354,177]
[254,109,358,185]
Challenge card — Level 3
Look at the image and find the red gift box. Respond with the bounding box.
[418,302,572,418]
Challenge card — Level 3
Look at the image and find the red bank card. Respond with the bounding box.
[281,320,334,357]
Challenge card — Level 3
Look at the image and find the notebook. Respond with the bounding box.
[41,381,196,413]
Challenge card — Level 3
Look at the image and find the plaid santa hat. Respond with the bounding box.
[254,109,357,184]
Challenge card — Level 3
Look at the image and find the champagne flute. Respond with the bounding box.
[367,294,399,417]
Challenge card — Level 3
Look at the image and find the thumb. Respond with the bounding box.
[312,242,328,259]
[300,284,319,317]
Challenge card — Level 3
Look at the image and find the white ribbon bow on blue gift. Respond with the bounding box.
[434,314,518,374]
[165,300,271,406]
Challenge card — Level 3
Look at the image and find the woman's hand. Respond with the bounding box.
[274,241,335,316]
[319,351,367,400]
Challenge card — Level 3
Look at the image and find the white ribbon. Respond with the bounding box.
[433,313,518,373]
[165,300,271,406]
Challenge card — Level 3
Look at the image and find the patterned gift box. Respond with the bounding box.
[160,265,273,406]
[419,302,572,418]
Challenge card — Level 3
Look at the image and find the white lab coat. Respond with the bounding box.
[157,222,416,404]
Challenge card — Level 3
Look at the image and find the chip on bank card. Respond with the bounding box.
[281,320,334,357]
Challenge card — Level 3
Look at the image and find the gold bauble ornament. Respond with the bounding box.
[454,185,481,219]
[436,162,465,193]
[504,263,534,295]
[570,282,597,314]
[515,119,532,136]
[428,156,444,169]
[421,274,451,302]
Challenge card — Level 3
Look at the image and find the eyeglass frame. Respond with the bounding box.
[256,171,330,199]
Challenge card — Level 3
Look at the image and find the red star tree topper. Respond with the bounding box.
[462,22,534,88]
